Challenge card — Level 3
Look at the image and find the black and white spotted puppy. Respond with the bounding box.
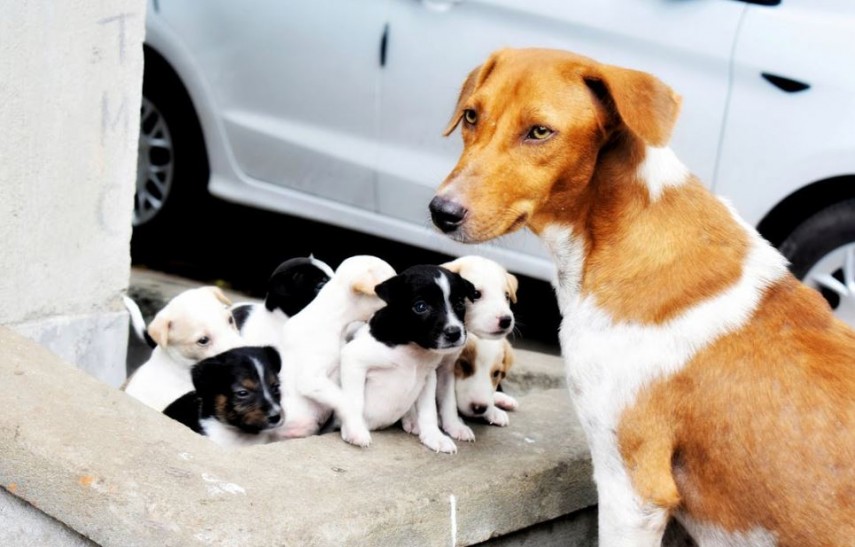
[163,346,284,447]
[335,265,476,453]
[230,256,334,346]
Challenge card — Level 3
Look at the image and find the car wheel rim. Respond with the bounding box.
[804,242,855,325]
[134,97,174,226]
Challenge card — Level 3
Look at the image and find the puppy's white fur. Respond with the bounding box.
[275,255,396,439]
[123,286,242,411]
[433,256,517,441]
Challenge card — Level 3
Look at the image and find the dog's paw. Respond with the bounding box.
[420,429,457,454]
[485,407,510,427]
[443,421,475,442]
[494,391,518,411]
[401,415,420,436]
[341,423,372,447]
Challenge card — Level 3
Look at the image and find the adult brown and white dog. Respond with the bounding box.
[430,47,855,546]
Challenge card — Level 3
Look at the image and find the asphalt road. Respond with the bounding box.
[130,196,562,355]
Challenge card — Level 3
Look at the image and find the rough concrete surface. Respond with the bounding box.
[0,326,595,547]
[0,488,96,547]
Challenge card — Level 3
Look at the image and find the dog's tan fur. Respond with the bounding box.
[434,47,855,545]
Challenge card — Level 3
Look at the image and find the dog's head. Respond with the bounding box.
[454,335,514,418]
[265,255,335,317]
[147,286,242,366]
[430,47,681,242]
[192,345,284,434]
[372,265,477,352]
[442,255,517,338]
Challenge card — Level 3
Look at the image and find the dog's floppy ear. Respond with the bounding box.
[440,257,464,274]
[583,63,681,147]
[206,286,232,307]
[147,313,171,346]
[443,50,503,136]
[461,276,478,303]
[506,272,519,304]
[260,346,282,375]
[373,274,405,304]
[352,263,395,296]
[191,355,226,396]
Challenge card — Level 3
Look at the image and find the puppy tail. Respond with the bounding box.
[122,295,157,348]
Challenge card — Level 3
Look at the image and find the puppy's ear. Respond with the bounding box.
[461,277,478,303]
[443,50,502,136]
[261,346,282,375]
[352,265,395,296]
[582,63,681,147]
[440,257,464,274]
[207,286,232,307]
[147,313,171,346]
[191,356,225,396]
[373,274,405,304]
[506,272,519,304]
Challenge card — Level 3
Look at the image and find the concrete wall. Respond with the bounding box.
[0,1,146,386]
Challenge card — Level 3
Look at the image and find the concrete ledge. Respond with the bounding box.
[0,326,594,546]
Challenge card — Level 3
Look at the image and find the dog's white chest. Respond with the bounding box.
[362,351,438,430]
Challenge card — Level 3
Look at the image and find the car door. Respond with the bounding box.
[159,0,389,210]
[376,0,747,280]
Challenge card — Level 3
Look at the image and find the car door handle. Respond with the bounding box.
[761,73,811,93]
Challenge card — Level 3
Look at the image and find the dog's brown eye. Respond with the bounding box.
[526,125,553,141]
[492,370,501,379]
[472,290,482,301]
[235,389,250,399]
[197,336,210,346]
[463,109,477,126]
[413,301,429,314]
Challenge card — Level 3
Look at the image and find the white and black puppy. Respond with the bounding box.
[123,286,243,411]
[163,346,284,447]
[433,256,518,441]
[230,256,334,346]
[336,265,476,453]
[453,334,517,427]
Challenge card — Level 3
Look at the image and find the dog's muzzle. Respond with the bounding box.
[429,196,468,233]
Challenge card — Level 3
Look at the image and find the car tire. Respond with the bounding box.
[779,198,855,323]
[131,55,210,256]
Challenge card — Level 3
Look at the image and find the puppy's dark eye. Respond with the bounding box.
[235,389,250,399]
[413,301,429,314]
[463,108,477,126]
[505,292,511,303]
[492,370,502,379]
[228,316,235,325]
[271,384,281,397]
[472,290,482,301]
[315,281,326,291]
[526,125,554,141]
[197,336,210,346]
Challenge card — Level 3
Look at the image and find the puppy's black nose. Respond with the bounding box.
[470,403,487,415]
[499,315,513,330]
[444,325,462,343]
[429,196,467,233]
[267,413,282,425]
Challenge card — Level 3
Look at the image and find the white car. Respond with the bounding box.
[136,0,855,324]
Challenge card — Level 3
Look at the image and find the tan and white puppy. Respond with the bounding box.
[453,334,517,427]
[275,255,396,439]
[433,255,517,441]
[123,286,242,411]
[430,47,855,545]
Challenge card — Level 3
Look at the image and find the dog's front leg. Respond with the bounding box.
[493,391,518,411]
[413,371,457,454]
[338,355,372,448]
[436,359,475,441]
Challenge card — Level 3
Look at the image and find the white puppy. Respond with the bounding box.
[275,255,396,439]
[453,334,517,427]
[122,286,242,411]
[433,256,517,441]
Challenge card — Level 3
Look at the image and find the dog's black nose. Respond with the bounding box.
[499,315,513,330]
[444,325,462,343]
[470,403,487,415]
[429,196,467,233]
[267,413,282,425]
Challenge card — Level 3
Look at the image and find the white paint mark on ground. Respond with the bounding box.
[449,494,458,547]
[201,473,246,496]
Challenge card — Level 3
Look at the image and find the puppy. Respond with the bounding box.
[123,286,242,411]
[230,255,334,346]
[163,346,283,447]
[453,334,517,427]
[276,255,396,439]
[431,47,855,545]
[433,255,517,441]
[335,265,476,453]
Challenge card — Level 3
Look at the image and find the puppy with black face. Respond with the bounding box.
[334,265,476,453]
[163,346,284,447]
[231,256,334,346]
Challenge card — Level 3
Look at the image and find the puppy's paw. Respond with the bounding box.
[420,429,457,454]
[485,407,510,427]
[401,415,420,436]
[443,420,475,442]
[341,423,372,447]
[494,391,518,411]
